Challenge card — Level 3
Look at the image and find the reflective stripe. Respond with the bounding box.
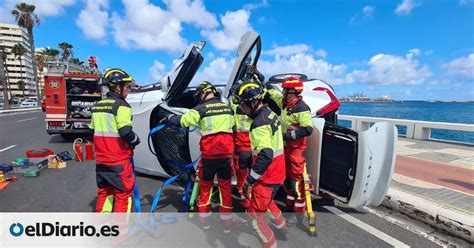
[199,212,212,218]
[290,130,297,140]
[250,169,262,180]
[273,149,284,158]
[295,181,302,199]
[252,219,269,243]
[200,130,233,136]
[94,131,120,137]
[286,195,295,200]
[274,220,286,229]
[106,113,116,132]
[295,202,306,207]
[205,116,212,134]
[220,214,233,220]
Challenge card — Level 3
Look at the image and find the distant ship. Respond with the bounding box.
[339,92,396,102]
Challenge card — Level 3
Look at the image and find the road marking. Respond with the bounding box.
[15,117,37,123]
[0,145,16,152]
[324,206,410,248]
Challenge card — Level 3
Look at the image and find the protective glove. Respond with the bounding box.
[130,134,141,148]
[243,181,253,200]
[283,132,292,141]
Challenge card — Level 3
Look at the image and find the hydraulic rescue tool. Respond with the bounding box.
[303,165,317,236]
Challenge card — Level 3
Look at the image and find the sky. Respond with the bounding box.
[0,0,473,101]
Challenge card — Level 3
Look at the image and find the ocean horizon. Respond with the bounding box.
[336,101,474,144]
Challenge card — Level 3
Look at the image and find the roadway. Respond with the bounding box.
[0,111,457,247]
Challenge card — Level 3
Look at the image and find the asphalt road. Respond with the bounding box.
[0,111,448,247]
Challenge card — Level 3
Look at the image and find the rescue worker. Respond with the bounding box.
[266,77,313,226]
[229,96,253,208]
[162,81,234,232]
[90,68,141,212]
[233,81,288,248]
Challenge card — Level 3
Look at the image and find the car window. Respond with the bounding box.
[229,40,260,97]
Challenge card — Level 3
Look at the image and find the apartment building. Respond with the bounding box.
[0,23,36,98]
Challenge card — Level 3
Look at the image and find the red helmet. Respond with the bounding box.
[282,77,304,93]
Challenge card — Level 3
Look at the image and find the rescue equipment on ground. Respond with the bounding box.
[73,138,84,161]
[147,124,200,213]
[85,142,94,160]
[0,175,17,190]
[57,151,73,161]
[48,155,67,169]
[25,148,55,158]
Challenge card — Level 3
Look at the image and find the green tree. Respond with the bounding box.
[69,57,84,66]
[41,47,60,61]
[0,46,10,109]
[12,2,41,99]
[58,42,73,62]
[11,43,27,97]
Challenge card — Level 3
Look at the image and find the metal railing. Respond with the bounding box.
[338,115,474,141]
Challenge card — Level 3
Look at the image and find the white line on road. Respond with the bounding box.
[15,117,37,123]
[0,145,16,152]
[324,206,410,248]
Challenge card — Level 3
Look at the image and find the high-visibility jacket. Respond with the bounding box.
[90,91,139,163]
[169,97,234,159]
[230,100,252,150]
[267,88,313,148]
[247,105,285,185]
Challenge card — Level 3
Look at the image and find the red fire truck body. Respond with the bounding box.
[43,62,104,138]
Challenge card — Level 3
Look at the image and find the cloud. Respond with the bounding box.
[0,0,76,23]
[408,48,421,56]
[76,0,216,52]
[193,57,235,85]
[164,0,218,29]
[350,5,374,25]
[111,0,187,52]
[258,53,350,85]
[441,53,474,80]
[395,0,420,16]
[244,0,269,10]
[265,44,310,57]
[149,60,167,82]
[201,9,254,51]
[76,0,109,40]
[315,49,328,58]
[347,51,432,85]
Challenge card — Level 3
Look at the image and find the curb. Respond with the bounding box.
[0,107,41,115]
[382,188,474,243]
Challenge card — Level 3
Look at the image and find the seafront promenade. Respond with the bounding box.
[388,138,473,242]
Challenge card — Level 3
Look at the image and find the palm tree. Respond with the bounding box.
[0,46,10,109]
[12,2,41,99]
[41,47,60,61]
[11,43,27,97]
[69,58,84,66]
[58,42,73,62]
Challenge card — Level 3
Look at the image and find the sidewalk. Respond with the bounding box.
[384,138,474,242]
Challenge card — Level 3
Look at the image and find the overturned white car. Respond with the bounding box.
[127,31,397,208]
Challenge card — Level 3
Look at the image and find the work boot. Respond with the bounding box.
[200,218,211,230]
[273,226,289,241]
[223,219,246,234]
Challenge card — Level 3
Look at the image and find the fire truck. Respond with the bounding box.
[43,57,105,139]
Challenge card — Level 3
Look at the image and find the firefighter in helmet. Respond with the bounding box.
[233,81,288,247]
[162,81,235,232]
[90,68,141,212]
[266,76,313,226]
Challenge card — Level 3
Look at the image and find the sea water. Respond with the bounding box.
[337,102,474,144]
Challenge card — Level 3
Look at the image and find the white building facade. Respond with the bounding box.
[0,23,36,98]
